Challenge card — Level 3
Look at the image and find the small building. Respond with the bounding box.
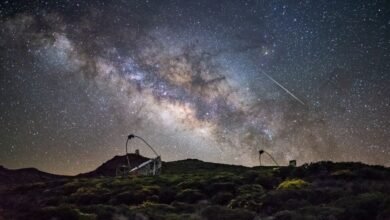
[289,160,297,167]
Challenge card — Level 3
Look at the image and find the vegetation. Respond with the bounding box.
[277,179,309,190]
[1,160,390,219]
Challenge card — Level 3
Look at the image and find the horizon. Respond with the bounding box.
[1,0,389,175]
[1,151,389,176]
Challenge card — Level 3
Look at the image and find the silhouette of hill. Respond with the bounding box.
[0,165,67,186]
[78,153,150,177]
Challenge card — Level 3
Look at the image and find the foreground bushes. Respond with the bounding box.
[277,179,309,190]
[2,161,390,220]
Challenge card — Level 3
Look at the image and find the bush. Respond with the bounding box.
[210,172,239,183]
[228,185,265,212]
[159,187,177,204]
[177,179,205,190]
[31,205,95,220]
[205,182,236,195]
[238,184,264,195]
[113,191,146,205]
[298,206,343,220]
[201,205,255,220]
[261,190,305,214]
[176,189,206,203]
[353,167,389,180]
[141,185,161,195]
[283,198,311,210]
[255,174,279,190]
[81,205,116,220]
[273,210,302,220]
[242,170,261,183]
[211,192,234,205]
[330,169,356,180]
[334,192,386,220]
[277,179,309,190]
[171,201,196,213]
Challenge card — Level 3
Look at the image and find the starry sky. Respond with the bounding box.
[0,0,389,175]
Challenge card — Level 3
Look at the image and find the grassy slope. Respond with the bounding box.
[1,160,390,220]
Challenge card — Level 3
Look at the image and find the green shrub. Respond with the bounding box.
[32,205,96,220]
[238,184,264,195]
[69,187,111,205]
[113,191,146,205]
[81,205,116,220]
[205,182,236,195]
[176,189,206,203]
[131,202,178,219]
[261,190,305,214]
[228,185,265,211]
[298,206,343,220]
[277,179,309,190]
[63,181,82,195]
[211,192,234,205]
[171,201,197,213]
[159,187,177,204]
[141,185,161,195]
[201,205,255,220]
[242,170,263,183]
[255,174,279,189]
[334,192,386,220]
[177,179,205,190]
[330,169,356,180]
[14,182,46,193]
[273,210,302,220]
[210,172,238,183]
[283,198,311,210]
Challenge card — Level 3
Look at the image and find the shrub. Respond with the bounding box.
[211,192,234,205]
[238,184,264,195]
[201,205,255,220]
[242,170,261,183]
[171,201,196,213]
[255,174,279,190]
[141,185,161,196]
[298,206,343,220]
[81,205,116,220]
[353,167,389,180]
[377,207,390,220]
[113,191,146,205]
[228,185,265,211]
[131,202,178,219]
[283,198,311,210]
[330,169,356,180]
[159,187,177,204]
[63,181,82,195]
[277,179,309,190]
[31,205,95,220]
[260,190,305,214]
[334,192,386,220]
[177,179,205,190]
[210,172,238,183]
[205,182,236,195]
[273,210,302,220]
[69,187,111,205]
[176,189,206,203]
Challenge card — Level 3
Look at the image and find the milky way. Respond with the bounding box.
[0,0,389,175]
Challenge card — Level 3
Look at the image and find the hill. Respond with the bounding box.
[0,156,389,220]
[0,165,67,186]
[78,154,151,177]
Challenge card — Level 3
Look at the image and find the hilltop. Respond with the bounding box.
[0,155,389,220]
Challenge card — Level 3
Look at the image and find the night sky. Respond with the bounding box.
[0,0,389,175]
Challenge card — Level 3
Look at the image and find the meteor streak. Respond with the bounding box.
[262,71,306,106]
